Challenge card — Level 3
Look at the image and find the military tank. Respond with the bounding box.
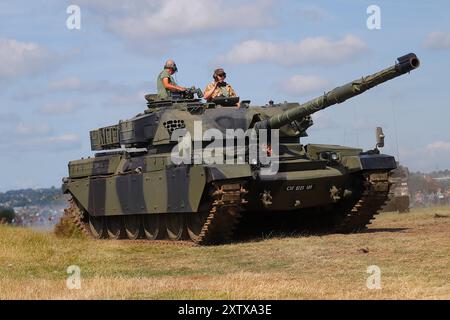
[383,165,410,213]
[61,53,420,244]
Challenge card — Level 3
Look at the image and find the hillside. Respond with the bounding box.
[0,188,67,228]
[1,206,450,299]
[0,187,65,208]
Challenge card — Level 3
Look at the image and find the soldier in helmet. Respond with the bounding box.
[203,68,237,102]
[157,59,186,99]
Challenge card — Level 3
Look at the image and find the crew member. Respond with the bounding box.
[157,59,186,99]
[203,68,237,102]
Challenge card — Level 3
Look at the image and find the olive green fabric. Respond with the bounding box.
[157,69,176,99]
[220,86,229,97]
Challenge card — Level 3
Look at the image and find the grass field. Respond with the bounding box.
[1,206,450,299]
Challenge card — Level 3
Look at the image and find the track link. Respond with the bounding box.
[194,183,247,245]
[64,197,92,238]
[333,172,392,233]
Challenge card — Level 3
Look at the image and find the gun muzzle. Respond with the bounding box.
[396,53,420,74]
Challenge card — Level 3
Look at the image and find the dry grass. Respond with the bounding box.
[1,206,450,299]
[53,214,85,239]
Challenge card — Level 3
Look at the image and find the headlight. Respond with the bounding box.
[319,151,340,163]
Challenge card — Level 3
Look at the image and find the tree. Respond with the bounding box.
[0,207,16,224]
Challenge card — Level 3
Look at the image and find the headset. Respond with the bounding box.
[164,61,178,73]
[213,69,226,82]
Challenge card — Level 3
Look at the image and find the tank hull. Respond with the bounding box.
[62,146,396,244]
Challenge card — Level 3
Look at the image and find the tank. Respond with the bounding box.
[383,165,411,213]
[61,53,420,244]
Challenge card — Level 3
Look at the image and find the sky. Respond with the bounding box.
[0,0,449,191]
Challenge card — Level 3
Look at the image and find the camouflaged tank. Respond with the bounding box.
[62,53,420,244]
[383,165,411,213]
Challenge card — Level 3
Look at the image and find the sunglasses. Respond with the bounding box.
[217,73,226,77]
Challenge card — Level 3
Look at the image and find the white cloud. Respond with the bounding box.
[0,126,81,152]
[426,141,450,151]
[0,38,58,80]
[0,121,80,153]
[37,102,79,116]
[13,77,146,102]
[283,74,331,95]
[15,122,51,136]
[48,76,126,93]
[18,134,81,152]
[105,90,148,107]
[296,6,332,22]
[423,32,450,50]
[218,35,367,66]
[47,134,79,143]
[398,141,450,172]
[80,0,273,41]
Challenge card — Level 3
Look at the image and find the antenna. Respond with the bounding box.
[352,103,360,147]
[390,98,401,162]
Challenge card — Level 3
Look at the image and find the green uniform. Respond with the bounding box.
[157,69,176,99]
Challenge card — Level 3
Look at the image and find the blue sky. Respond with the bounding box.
[0,0,449,191]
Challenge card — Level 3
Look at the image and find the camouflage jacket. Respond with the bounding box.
[204,82,237,101]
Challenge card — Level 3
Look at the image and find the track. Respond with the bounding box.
[61,172,391,244]
[333,172,392,233]
[64,197,91,238]
[63,183,247,245]
[195,183,247,245]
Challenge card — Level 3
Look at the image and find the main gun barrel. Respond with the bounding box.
[257,53,420,130]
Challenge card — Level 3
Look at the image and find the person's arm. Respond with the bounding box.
[203,82,218,101]
[163,77,186,92]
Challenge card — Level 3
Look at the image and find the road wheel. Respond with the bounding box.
[124,215,142,240]
[106,216,125,239]
[89,215,106,239]
[186,212,209,242]
[165,213,187,241]
[143,214,163,240]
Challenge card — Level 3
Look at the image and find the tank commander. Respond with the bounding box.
[157,59,186,99]
[203,68,237,102]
